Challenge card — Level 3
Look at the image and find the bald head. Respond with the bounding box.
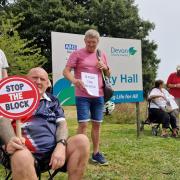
[27,67,50,97]
[27,67,48,79]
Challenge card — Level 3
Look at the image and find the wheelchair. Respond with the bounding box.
[140,99,173,136]
[140,112,161,136]
[139,99,161,136]
[140,108,175,136]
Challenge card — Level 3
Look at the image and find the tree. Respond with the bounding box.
[0,0,9,7]
[4,0,93,72]
[0,0,15,11]
[0,14,47,75]
[1,0,160,94]
[86,0,160,95]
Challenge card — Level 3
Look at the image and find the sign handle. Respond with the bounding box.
[16,120,22,138]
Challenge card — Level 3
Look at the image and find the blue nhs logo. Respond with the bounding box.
[65,44,77,50]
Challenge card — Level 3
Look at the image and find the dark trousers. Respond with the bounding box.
[149,108,177,129]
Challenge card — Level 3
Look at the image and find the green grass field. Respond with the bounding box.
[0,105,180,180]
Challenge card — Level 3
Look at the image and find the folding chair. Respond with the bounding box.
[0,144,62,180]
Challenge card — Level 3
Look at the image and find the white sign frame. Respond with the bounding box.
[51,32,143,105]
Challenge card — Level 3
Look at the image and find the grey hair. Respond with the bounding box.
[85,29,100,40]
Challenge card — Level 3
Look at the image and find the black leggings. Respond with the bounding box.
[149,108,177,129]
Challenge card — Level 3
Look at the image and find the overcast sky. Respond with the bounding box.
[135,0,180,82]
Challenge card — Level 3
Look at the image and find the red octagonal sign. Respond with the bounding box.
[0,76,40,119]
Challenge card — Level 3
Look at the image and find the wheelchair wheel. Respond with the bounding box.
[152,126,158,136]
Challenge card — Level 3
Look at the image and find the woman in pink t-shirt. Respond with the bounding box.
[63,29,110,165]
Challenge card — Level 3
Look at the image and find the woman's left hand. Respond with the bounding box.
[97,61,108,70]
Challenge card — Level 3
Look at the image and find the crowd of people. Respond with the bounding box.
[0,29,110,180]
[148,65,180,137]
[148,80,178,137]
[0,29,180,179]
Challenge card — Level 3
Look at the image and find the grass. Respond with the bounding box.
[0,104,180,180]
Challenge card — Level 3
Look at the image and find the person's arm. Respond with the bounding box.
[2,68,8,78]
[166,73,180,88]
[97,61,111,77]
[49,120,68,170]
[0,117,15,144]
[148,95,164,101]
[167,83,180,88]
[96,52,111,77]
[148,88,165,101]
[63,66,85,89]
[103,67,111,77]
[0,117,25,154]
[0,50,9,78]
[63,66,75,83]
[55,120,68,142]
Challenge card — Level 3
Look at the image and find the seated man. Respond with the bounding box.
[148,80,178,137]
[0,67,90,180]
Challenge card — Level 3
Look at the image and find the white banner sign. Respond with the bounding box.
[52,32,143,105]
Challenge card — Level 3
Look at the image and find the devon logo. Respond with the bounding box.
[128,47,137,55]
[111,46,137,56]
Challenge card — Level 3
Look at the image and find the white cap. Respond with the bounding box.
[176,65,180,71]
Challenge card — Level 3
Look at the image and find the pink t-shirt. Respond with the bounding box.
[66,48,108,98]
